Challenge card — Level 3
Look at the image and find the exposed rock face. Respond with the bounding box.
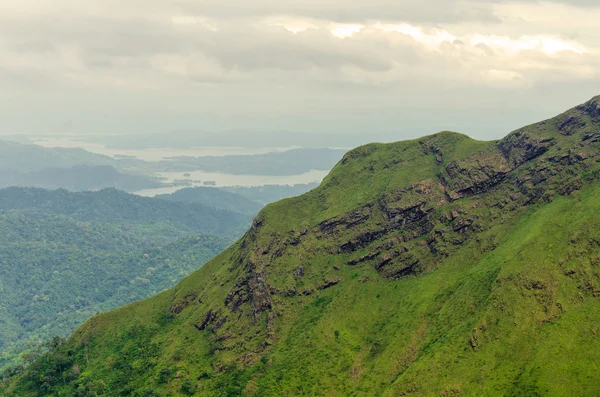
[577,97,600,121]
[224,260,273,320]
[555,114,586,136]
[322,125,593,282]
[195,309,224,332]
[318,205,373,235]
[317,277,341,290]
[293,266,305,279]
[340,230,388,254]
[442,151,510,199]
[193,100,600,363]
[498,129,555,168]
[169,292,199,315]
[247,265,273,319]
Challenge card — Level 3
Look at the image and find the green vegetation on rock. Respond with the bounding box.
[5,97,600,396]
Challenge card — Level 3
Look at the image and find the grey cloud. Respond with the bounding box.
[195,26,399,72]
[175,0,600,24]
[175,0,499,24]
[0,15,187,57]
[0,0,599,140]
[484,0,600,6]
[0,11,406,83]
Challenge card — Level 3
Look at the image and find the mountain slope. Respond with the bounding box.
[6,96,600,396]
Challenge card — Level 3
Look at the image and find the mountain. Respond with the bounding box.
[156,187,263,216]
[97,130,366,150]
[0,140,115,173]
[5,97,600,396]
[0,135,33,145]
[152,148,347,176]
[0,187,250,371]
[0,165,162,192]
[0,141,165,193]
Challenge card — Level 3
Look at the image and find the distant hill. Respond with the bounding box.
[8,97,600,396]
[0,140,165,192]
[0,140,115,173]
[0,165,162,192]
[156,187,263,216]
[0,187,251,237]
[152,148,347,176]
[0,135,33,145]
[217,183,320,205]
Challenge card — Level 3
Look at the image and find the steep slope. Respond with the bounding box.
[6,96,600,396]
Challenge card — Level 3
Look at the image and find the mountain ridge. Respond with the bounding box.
[5,96,600,396]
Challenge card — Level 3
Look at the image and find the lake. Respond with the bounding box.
[134,169,329,197]
[31,135,331,197]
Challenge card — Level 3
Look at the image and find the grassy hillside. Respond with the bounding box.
[5,96,600,396]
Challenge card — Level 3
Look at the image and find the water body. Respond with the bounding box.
[134,169,329,197]
[30,136,330,197]
[31,137,299,161]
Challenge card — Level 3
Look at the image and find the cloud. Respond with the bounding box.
[1,4,595,89]
[0,0,599,138]
[174,0,499,24]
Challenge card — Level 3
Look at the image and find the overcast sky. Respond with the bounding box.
[1,0,600,142]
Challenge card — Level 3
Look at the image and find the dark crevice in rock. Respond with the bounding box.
[195,309,225,332]
[169,292,199,315]
[498,130,555,168]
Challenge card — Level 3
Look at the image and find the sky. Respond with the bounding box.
[1,0,600,143]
